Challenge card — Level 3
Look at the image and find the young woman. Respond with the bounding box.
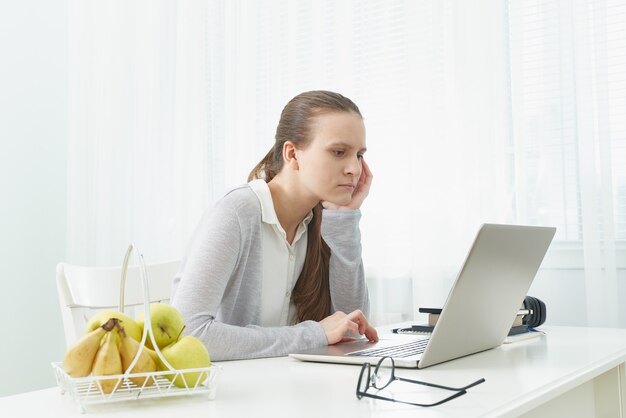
[170,90,379,361]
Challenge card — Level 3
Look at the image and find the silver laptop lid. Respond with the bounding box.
[417,223,556,368]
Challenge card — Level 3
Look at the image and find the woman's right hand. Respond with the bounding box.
[322,158,373,211]
[319,310,379,345]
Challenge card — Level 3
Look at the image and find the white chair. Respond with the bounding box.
[56,257,180,348]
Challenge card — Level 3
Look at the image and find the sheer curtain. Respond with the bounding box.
[68,0,625,327]
[67,0,212,265]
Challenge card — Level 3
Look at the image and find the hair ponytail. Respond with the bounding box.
[248,147,278,182]
[291,203,331,322]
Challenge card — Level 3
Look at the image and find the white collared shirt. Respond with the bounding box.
[248,179,313,326]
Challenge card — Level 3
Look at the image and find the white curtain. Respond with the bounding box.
[68,0,626,327]
[68,0,211,265]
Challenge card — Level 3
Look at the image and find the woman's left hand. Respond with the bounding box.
[322,158,373,210]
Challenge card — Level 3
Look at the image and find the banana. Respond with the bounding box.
[117,324,157,387]
[63,318,117,377]
[91,329,123,394]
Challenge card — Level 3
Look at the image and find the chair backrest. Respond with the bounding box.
[56,260,180,348]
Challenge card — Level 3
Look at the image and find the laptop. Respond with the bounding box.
[289,223,556,368]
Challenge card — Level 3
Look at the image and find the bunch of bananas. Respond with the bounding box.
[62,318,158,393]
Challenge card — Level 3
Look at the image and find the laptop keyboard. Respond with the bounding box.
[348,338,429,358]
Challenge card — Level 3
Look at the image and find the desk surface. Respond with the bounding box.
[3,326,626,418]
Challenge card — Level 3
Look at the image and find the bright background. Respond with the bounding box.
[1,0,625,396]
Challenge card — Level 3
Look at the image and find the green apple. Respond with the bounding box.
[136,303,185,350]
[85,311,141,342]
[158,336,211,388]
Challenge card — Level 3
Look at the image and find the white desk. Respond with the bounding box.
[3,326,626,417]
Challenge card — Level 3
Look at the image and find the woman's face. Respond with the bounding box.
[294,111,366,206]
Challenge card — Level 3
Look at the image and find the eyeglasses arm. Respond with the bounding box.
[357,388,468,407]
[395,376,486,392]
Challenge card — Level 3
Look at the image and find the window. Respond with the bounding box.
[508,0,626,242]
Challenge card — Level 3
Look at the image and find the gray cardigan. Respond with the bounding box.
[170,184,370,361]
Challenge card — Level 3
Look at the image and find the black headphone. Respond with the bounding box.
[522,296,546,328]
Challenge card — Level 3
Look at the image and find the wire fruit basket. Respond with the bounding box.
[52,244,221,413]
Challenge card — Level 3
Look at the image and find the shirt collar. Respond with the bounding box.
[249,179,314,227]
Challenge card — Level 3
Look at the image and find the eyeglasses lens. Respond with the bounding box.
[373,357,394,390]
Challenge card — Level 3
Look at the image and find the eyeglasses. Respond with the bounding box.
[356,357,485,407]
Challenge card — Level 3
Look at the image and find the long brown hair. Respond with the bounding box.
[248,91,362,322]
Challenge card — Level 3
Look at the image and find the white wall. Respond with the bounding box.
[0,0,67,396]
